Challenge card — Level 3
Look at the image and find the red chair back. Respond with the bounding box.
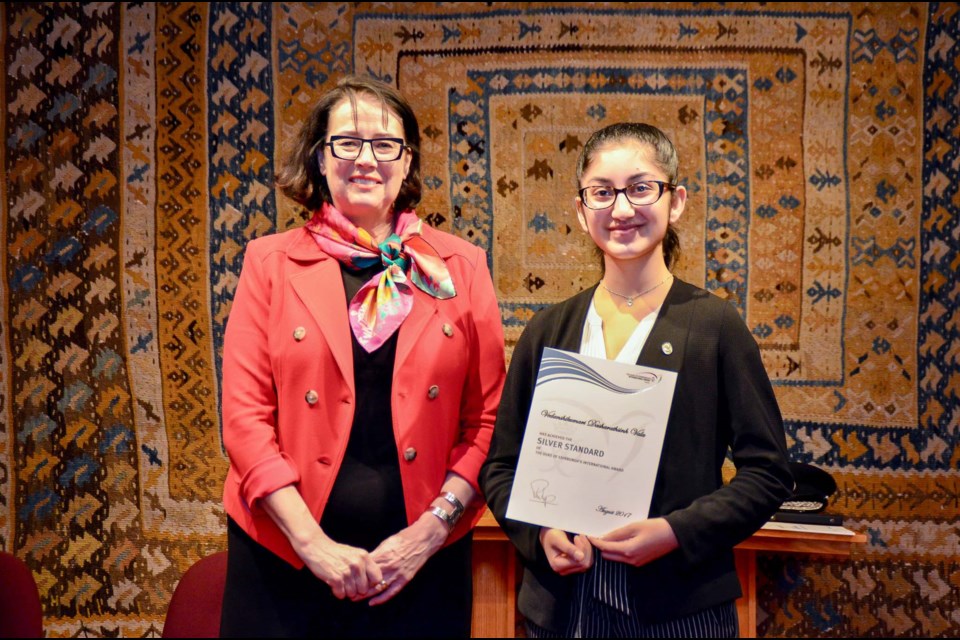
[0,551,43,638]
[162,551,228,638]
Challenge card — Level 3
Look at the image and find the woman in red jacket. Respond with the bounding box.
[219,75,505,637]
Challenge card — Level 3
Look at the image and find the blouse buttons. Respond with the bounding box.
[293,326,306,341]
[427,385,440,400]
[442,323,454,338]
[403,447,417,462]
[305,390,319,405]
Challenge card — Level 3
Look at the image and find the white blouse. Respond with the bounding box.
[579,298,661,363]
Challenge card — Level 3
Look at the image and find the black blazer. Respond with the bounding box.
[479,279,793,630]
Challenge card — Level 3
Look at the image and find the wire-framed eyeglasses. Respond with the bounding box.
[322,135,409,162]
[578,180,676,209]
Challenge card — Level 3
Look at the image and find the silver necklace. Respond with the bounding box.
[601,274,673,307]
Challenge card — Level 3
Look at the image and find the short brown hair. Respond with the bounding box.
[275,75,422,212]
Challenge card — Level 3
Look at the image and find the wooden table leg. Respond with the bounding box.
[471,538,517,638]
[734,548,757,638]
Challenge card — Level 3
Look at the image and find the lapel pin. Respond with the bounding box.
[661,342,673,355]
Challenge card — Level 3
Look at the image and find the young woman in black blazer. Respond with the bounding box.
[479,123,794,637]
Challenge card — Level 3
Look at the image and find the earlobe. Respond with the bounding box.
[668,186,687,224]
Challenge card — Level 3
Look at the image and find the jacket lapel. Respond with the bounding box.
[554,286,597,352]
[395,287,439,372]
[638,280,693,370]
[287,230,355,391]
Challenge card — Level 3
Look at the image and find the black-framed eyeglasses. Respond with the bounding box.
[322,135,408,162]
[578,180,676,209]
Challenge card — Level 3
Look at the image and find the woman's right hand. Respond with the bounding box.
[261,486,382,600]
[539,527,594,575]
[291,529,383,600]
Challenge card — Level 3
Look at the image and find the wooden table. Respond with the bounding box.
[470,510,866,638]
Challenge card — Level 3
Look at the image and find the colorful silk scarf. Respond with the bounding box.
[305,203,456,352]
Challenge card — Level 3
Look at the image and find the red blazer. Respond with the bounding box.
[221,224,506,567]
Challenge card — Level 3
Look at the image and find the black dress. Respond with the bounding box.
[220,263,472,638]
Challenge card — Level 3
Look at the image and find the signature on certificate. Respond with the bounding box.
[530,479,558,507]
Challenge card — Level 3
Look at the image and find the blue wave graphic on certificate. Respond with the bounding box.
[536,349,646,394]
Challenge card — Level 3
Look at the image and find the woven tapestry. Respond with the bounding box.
[1,2,957,637]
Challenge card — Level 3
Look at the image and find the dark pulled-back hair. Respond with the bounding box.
[576,122,682,270]
[275,75,422,213]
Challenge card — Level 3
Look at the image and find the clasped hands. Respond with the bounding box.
[296,509,449,605]
[541,517,679,575]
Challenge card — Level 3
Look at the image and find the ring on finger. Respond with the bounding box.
[375,579,389,591]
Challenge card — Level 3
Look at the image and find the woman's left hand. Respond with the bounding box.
[361,511,449,605]
[588,517,679,567]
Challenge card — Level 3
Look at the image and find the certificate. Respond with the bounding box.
[505,348,677,536]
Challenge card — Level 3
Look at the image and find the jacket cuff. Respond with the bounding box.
[238,452,301,513]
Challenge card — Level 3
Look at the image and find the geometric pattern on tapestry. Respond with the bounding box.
[1,3,956,639]
[354,7,911,432]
